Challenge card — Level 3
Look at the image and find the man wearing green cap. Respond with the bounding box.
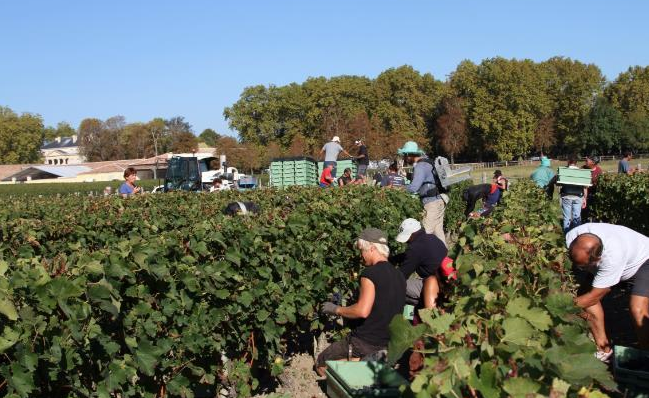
[398,141,448,246]
[316,228,406,376]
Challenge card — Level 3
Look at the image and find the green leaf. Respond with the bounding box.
[226,248,241,266]
[469,362,499,398]
[134,339,163,376]
[387,315,426,365]
[238,291,253,307]
[549,378,570,398]
[0,326,20,352]
[418,309,455,335]
[503,377,541,397]
[9,363,35,397]
[506,297,552,331]
[0,298,19,321]
[501,317,534,345]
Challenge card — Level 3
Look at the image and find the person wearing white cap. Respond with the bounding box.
[320,136,352,178]
[391,218,448,309]
[316,228,406,376]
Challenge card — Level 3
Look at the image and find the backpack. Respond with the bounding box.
[417,157,472,198]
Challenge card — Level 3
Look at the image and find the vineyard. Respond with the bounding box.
[0,186,427,397]
[0,180,161,198]
[592,173,649,235]
[390,181,615,397]
[0,180,621,397]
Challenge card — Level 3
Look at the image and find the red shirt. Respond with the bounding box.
[591,165,603,185]
[320,168,333,185]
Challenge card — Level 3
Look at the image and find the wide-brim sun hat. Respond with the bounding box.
[397,141,425,156]
[332,136,340,142]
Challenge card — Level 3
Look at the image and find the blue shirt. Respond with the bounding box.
[119,182,135,196]
[406,158,441,204]
[618,159,630,174]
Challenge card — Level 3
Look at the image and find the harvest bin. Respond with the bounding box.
[325,361,408,398]
[613,345,649,395]
[557,167,592,186]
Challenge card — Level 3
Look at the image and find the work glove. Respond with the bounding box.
[321,301,339,316]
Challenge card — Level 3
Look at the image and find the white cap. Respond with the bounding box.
[396,218,422,243]
[332,136,340,142]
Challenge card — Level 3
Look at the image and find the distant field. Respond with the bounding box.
[0,179,161,197]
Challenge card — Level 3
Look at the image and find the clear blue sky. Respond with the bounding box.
[1,0,648,138]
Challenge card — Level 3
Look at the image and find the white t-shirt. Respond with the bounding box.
[566,223,649,288]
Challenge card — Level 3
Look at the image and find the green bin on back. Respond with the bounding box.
[325,361,408,398]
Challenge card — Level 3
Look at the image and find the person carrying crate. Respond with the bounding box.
[556,155,589,234]
[567,223,649,362]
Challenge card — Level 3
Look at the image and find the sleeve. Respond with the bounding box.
[406,164,425,194]
[397,249,418,279]
[118,183,130,195]
[592,260,625,288]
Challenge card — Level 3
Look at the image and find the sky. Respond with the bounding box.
[1,0,648,138]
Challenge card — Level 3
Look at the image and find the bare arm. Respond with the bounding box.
[575,287,610,309]
[336,277,375,319]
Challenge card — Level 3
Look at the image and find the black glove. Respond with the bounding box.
[322,302,339,315]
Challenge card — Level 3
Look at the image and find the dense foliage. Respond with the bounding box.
[389,181,616,397]
[0,106,44,165]
[0,186,429,397]
[0,180,161,198]
[591,173,649,235]
[225,61,649,162]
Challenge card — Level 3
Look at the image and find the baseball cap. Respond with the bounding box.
[358,228,388,244]
[332,136,340,142]
[395,218,422,243]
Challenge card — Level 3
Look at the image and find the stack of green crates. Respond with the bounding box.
[270,157,318,187]
[317,160,358,178]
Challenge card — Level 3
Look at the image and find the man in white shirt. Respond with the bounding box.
[566,223,649,361]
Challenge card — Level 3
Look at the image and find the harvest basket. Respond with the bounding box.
[325,361,407,398]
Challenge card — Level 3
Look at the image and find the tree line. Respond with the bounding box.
[2,57,648,168]
[225,57,649,162]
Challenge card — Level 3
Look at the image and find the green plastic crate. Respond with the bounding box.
[613,346,649,392]
[557,167,592,186]
[325,361,408,398]
[402,305,415,321]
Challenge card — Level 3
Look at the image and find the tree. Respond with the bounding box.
[199,128,220,147]
[450,57,551,160]
[147,118,168,156]
[605,66,649,116]
[78,118,105,162]
[541,57,605,153]
[533,115,556,154]
[121,123,154,159]
[171,131,199,153]
[78,116,126,161]
[434,96,468,164]
[0,106,44,164]
[44,121,76,141]
[579,97,624,155]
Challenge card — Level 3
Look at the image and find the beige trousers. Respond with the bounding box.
[422,198,447,246]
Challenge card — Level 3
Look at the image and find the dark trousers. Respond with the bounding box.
[316,335,384,368]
